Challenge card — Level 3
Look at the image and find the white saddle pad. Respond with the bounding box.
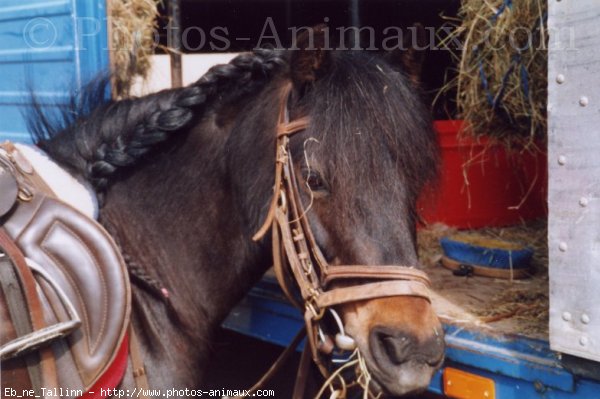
[14,143,98,220]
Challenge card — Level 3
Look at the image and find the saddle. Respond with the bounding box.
[0,143,131,399]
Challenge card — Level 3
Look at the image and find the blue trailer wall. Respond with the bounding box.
[0,0,109,143]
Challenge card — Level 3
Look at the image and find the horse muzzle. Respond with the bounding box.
[341,295,445,397]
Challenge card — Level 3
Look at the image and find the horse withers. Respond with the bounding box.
[3,25,444,397]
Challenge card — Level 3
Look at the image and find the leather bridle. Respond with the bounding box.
[253,82,432,382]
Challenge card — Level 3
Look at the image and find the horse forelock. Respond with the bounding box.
[295,51,439,224]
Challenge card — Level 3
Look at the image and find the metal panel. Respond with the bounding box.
[0,0,109,142]
[548,0,600,362]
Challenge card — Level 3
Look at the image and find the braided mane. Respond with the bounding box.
[30,49,285,192]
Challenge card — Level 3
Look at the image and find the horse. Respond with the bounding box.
[21,26,444,397]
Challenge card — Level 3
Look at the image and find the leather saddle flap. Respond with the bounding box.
[2,193,131,390]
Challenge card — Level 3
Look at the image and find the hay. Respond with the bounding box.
[476,287,548,336]
[418,220,549,337]
[109,0,161,97]
[470,221,548,336]
[418,223,457,268]
[439,0,548,142]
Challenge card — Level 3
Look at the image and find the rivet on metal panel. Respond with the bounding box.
[562,312,572,321]
[580,336,588,346]
[580,96,589,107]
[558,155,567,165]
[581,314,590,324]
[556,74,565,84]
[559,242,568,252]
[579,197,589,207]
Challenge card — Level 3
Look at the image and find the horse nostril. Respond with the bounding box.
[425,334,446,366]
[372,328,415,365]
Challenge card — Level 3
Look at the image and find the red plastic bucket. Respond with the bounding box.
[418,120,547,229]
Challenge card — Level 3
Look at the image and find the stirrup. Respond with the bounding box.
[0,256,81,360]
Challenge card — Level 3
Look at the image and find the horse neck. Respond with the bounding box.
[100,95,276,347]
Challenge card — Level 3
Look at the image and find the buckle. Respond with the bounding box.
[306,295,325,320]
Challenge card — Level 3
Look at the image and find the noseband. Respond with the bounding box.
[253,82,432,380]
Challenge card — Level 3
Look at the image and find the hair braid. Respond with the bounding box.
[100,215,196,334]
[33,49,286,192]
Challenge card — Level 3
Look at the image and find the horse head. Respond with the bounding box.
[270,26,444,396]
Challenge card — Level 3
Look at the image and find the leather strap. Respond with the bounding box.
[252,141,287,241]
[0,229,59,398]
[277,117,310,137]
[1,258,82,360]
[292,344,313,399]
[323,265,431,286]
[233,328,306,399]
[271,219,302,309]
[315,280,430,308]
[0,249,44,393]
[128,324,150,398]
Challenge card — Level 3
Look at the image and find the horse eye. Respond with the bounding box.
[303,170,327,192]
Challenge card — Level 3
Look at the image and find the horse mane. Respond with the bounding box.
[30,47,438,226]
[29,49,286,192]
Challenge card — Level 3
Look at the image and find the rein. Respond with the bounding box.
[251,82,432,396]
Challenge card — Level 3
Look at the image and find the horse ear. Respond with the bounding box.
[290,24,331,90]
[386,23,427,84]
